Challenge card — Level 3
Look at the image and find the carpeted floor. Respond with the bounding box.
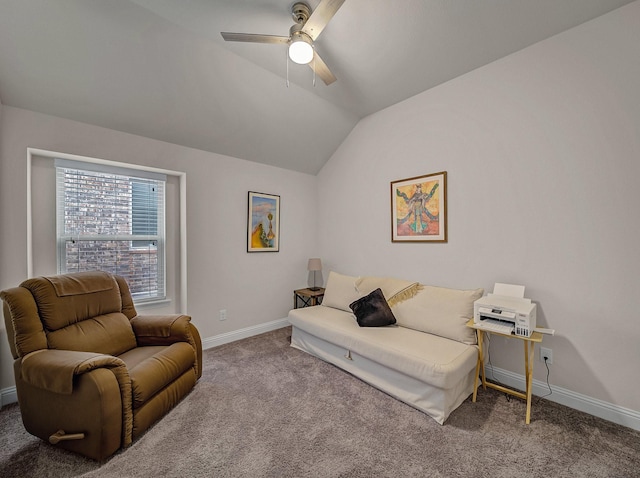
[1,326,639,477]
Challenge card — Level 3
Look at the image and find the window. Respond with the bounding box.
[56,160,166,303]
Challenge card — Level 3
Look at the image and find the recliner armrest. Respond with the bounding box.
[131,315,202,379]
[21,349,127,394]
[131,315,191,345]
[131,314,192,346]
[19,348,134,449]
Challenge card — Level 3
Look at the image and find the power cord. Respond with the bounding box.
[535,356,553,403]
[481,333,553,404]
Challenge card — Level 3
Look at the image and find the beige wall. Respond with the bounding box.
[317,2,640,413]
[0,106,318,393]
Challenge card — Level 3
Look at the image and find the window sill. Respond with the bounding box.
[134,298,172,310]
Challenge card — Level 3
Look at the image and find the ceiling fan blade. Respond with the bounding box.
[309,51,336,85]
[221,32,289,44]
[302,0,345,41]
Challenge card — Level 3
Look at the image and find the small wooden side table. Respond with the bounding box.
[294,288,325,309]
[466,318,543,424]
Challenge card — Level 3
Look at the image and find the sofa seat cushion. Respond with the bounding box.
[118,343,195,408]
[288,306,477,390]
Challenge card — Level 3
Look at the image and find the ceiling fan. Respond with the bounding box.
[221,0,345,85]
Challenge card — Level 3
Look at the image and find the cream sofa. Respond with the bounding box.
[288,272,483,424]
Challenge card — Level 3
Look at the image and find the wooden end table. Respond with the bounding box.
[294,287,325,309]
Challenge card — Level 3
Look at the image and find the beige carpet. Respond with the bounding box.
[1,326,639,477]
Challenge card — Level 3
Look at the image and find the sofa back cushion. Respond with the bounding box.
[321,271,362,312]
[392,285,483,345]
[355,276,421,307]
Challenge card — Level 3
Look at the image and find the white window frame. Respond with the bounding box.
[26,148,188,311]
[55,159,167,303]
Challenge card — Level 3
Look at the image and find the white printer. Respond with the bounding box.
[474,283,537,337]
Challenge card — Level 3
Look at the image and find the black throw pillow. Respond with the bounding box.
[349,288,397,327]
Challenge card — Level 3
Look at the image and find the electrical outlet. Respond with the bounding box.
[540,347,553,364]
[219,309,227,321]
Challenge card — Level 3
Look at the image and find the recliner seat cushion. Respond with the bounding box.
[119,343,196,408]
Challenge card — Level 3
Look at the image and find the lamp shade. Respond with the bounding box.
[307,258,322,271]
[288,33,314,65]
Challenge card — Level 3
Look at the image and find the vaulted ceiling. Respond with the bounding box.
[0,0,634,174]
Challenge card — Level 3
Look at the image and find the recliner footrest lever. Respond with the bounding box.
[49,429,85,444]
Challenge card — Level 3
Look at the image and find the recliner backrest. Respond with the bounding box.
[6,271,138,357]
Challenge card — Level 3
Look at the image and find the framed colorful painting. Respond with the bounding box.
[391,171,447,242]
[247,191,280,252]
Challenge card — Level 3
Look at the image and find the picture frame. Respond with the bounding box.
[391,171,447,242]
[247,191,280,252]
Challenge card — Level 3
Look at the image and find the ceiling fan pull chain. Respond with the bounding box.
[286,48,290,88]
[312,48,316,87]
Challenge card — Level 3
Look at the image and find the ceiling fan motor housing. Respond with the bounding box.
[291,2,311,24]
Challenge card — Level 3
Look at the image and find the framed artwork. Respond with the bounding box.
[247,191,280,252]
[391,171,447,242]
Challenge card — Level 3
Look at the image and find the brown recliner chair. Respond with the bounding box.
[1,271,202,461]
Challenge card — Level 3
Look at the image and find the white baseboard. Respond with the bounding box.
[1,386,17,406]
[486,365,640,431]
[4,324,639,433]
[201,318,290,350]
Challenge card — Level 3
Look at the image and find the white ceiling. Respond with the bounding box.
[0,0,634,174]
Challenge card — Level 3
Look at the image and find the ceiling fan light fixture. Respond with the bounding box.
[288,32,314,65]
[221,0,343,85]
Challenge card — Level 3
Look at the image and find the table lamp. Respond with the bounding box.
[307,258,322,291]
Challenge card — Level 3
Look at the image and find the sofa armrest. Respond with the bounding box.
[21,349,127,395]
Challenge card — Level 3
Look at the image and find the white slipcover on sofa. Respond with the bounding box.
[288,272,483,424]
